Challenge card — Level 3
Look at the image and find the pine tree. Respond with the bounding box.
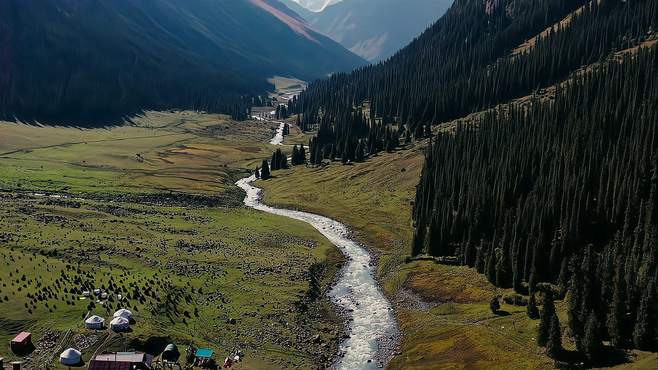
[291,145,300,165]
[260,160,270,180]
[546,311,562,359]
[632,278,656,350]
[354,140,365,162]
[527,293,539,319]
[607,257,626,347]
[583,311,603,362]
[490,296,500,314]
[538,292,555,347]
[299,145,306,164]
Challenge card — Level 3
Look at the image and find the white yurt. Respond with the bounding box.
[113,308,133,321]
[110,317,130,332]
[84,315,105,330]
[60,348,82,366]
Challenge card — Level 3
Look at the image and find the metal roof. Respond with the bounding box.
[11,332,31,343]
[195,348,215,358]
[93,352,153,364]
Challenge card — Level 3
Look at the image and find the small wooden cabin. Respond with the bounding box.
[10,332,31,353]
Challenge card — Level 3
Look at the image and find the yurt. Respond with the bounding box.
[162,343,180,362]
[113,309,133,321]
[110,317,130,332]
[60,348,82,366]
[84,315,105,330]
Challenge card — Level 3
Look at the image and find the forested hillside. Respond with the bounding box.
[291,0,656,160]
[413,50,657,354]
[288,0,658,362]
[0,0,364,125]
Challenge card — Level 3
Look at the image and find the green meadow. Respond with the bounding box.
[0,112,344,369]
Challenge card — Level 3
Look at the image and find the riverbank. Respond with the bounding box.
[238,171,399,369]
[255,144,561,370]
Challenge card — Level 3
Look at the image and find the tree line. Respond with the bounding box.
[288,0,657,158]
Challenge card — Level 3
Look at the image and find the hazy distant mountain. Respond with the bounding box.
[283,0,452,62]
[0,0,365,125]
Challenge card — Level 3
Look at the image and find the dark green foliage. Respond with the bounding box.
[276,105,290,120]
[547,312,562,359]
[527,293,539,319]
[538,293,556,347]
[633,277,656,351]
[413,48,657,353]
[260,160,271,180]
[290,0,657,159]
[290,144,307,166]
[583,311,603,361]
[489,296,500,314]
[270,149,288,171]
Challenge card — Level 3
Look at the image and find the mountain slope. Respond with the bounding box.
[284,0,452,62]
[288,0,657,364]
[0,0,365,125]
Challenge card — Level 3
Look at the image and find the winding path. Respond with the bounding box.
[235,122,398,369]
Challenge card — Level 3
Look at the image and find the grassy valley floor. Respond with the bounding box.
[0,112,344,369]
[257,140,657,370]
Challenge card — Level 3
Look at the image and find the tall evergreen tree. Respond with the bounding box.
[260,160,270,180]
[546,312,562,359]
[583,311,603,362]
[538,292,556,347]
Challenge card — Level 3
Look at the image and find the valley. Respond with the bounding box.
[0,0,656,369]
[0,113,346,369]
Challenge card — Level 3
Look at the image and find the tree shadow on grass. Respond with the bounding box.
[555,346,632,369]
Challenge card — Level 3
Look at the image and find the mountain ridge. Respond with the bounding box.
[0,0,365,126]
[283,0,452,62]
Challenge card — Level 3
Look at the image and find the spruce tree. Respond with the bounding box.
[489,296,500,314]
[527,293,539,319]
[632,278,656,350]
[260,160,270,180]
[583,311,603,362]
[299,145,306,164]
[607,258,626,347]
[538,293,555,347]
[546,312,562,359]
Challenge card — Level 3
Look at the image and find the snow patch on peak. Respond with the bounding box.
[290,0,343,12]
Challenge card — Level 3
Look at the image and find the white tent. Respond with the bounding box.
[84,315,105,330]
[60,348,82,366]
[110,317,130,332]
[113,308,133,320]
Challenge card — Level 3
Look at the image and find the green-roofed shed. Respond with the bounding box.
[195,348,214,359]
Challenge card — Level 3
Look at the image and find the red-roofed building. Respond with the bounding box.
[10,332,31,353]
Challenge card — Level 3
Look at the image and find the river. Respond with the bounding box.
[235,123,398,369]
